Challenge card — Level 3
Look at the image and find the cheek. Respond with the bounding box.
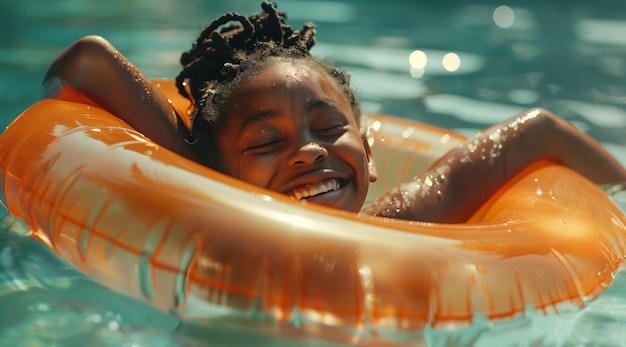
[336,135,369,174]
[215,142,237,175]
[237,156,278,188]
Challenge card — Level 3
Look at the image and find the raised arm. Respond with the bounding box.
[42,35,194,159]
[362,108,626,223]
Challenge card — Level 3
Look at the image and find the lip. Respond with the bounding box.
[286,178,346,200]
[276,167,357,210]
[280,169,349,195]
[299,180,351,206]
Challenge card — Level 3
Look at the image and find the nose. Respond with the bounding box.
[288,141,328,167]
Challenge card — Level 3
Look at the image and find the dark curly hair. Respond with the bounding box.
[175,1,362,169]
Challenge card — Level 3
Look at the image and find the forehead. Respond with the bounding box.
[234,59,346,102]
[219,59,357,133]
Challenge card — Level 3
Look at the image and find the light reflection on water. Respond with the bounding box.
[2,0,626,346]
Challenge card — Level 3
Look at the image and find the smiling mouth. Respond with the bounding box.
[289,178,343,200]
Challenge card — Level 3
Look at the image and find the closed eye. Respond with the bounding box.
[244,138,283,154]
[316,124,347,137]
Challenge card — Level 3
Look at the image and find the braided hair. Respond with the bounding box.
[175,1,362,168]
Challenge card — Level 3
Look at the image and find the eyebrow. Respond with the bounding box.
[239,109,280,131]
[306,98,343,113]
[238,98,345,131]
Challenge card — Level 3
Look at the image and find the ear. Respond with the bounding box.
[362,137,378,182]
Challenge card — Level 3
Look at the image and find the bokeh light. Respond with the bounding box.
[442,52,461,72]
[493,6,515,28]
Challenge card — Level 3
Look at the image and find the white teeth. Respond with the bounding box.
[291,179,340,200]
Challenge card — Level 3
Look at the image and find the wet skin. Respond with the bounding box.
[214,60,377,212]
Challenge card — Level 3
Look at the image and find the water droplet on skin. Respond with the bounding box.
[425,176,433,187]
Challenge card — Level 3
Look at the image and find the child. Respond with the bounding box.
[43,1,626,223]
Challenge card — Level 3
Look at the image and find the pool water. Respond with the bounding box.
[1,0,626,346]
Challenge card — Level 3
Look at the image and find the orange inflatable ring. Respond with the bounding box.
[1,79,625,345]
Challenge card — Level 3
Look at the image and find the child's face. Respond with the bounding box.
[214,60,377,212]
